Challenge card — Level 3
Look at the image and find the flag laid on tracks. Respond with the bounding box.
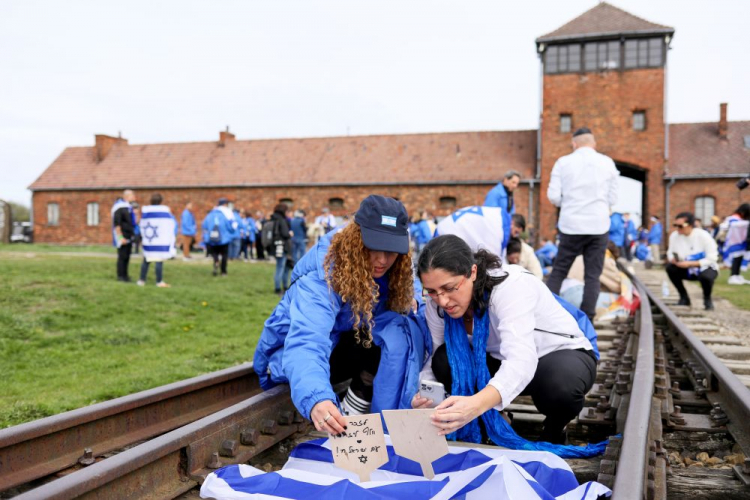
[200,436,611,499]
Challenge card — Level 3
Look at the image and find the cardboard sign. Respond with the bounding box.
[382,409,448,479]
[330,413,388,482]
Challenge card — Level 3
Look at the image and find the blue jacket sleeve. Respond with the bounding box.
[483,184,506,208]
[281,275,341,419]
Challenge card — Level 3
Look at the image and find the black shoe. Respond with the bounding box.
[704,299,714,311]
[118,277,132,283]
[677,296,691,306]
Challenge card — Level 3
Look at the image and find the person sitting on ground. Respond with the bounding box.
[666,211,719,310]
[412,235,597,445]
[202,198,239,277]
[253,195,429,437]
[137,193,176,288]
[719,203,750,285]
[535,238,558,269]
[508,214,543,279]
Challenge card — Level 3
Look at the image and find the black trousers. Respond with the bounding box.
[329,331,381,401]
[255,238,266,260]
[666,264,718,301]
[117,244,132,280]
[546,232,609,320]
[731,256,743,275]
[209,244,229,274]
[432,343,596,443]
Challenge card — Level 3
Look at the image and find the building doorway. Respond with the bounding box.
[612,162,646,229]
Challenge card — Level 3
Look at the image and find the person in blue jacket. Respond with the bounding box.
[648,216,663,263]
[483,171,520,215]
[608,212,625,250]
[254,195,430,437]
[413,210,433,259]
[290,209,308,265]
[180,202,197,260]
[202,198,239,276]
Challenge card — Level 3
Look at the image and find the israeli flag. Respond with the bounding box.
[722,217,749,261]
[140,205,176,261]
[200,436,610,499]
[435,206,510,259]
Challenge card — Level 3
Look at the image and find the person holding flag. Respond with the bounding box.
[434,205,510,259]
[136,193,176,288]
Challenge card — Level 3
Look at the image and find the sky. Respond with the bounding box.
[1,0,748,216]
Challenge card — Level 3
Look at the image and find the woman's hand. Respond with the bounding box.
[430,387,501,436]
[411,393,433,409]
[430,395,484,435]
[311,400,348,436]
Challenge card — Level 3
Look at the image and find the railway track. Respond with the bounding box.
[2,267,750,499]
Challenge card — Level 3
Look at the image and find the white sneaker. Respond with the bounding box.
[728,275,744,285]
[136,280,145,286]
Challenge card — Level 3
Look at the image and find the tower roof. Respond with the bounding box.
[536,2,673,44]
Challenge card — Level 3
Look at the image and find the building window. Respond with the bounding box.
[560,114,572,133]
[279,198,293,208]
[583,41,620,71]
[633,111,646,131]
[439,196,457,209]
[544,44,581,74]
[86,202,99,226]
[328,197,344,209]
[47,203,59,226]
[624,38,664,69]
[694,196,715,226]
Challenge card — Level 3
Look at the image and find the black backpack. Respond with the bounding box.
[261,219,277,252]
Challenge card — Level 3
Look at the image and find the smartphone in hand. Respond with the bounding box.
[419,380,448,407]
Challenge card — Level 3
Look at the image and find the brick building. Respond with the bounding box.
[29,2,750,245]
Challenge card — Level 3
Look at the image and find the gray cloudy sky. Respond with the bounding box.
[1,0,748,209]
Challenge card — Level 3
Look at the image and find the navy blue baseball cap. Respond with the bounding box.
[354,195,410,254]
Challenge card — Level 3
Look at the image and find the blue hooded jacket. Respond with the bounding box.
[181,209,196,236]
[201,207,239,246]
[609,213,625,246]
[253,230,431,419]
[647,221,662,245]
[483,183,516,214]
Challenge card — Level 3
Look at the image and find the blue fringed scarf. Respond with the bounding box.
[443,309,609,458]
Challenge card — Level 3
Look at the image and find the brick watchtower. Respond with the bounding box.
[535,2,674,240]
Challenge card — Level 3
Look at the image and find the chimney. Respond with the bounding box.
[95,134,128,162]
[718,103,728,140]
[219,126,235,147]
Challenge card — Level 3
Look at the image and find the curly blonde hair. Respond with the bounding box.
[324,222,414,347]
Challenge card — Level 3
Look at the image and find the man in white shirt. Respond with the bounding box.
[666,212,719,310]
[545,127,620,320]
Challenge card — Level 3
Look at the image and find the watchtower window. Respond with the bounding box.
[624,38,664,68]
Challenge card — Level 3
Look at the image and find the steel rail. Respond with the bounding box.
[0,362,260,492]
[640,282,750,454]
[14,384,312,500]
[611,277,655,500]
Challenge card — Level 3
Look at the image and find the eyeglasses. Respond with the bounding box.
[424,276,467,299]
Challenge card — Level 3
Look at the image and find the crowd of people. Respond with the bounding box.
[106,125,745,455]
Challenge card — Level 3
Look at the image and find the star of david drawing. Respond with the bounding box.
[358,455,368,464]
[142,221,160,243]
[451,206,483,222]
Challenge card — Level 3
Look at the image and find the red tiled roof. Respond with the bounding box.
[537,2,673,43]
[29,131,537,191]
[667,121,750,177]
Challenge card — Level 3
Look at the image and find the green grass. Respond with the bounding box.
[0,243,115,254]
[713,268,750,311]
[0,253,278,428]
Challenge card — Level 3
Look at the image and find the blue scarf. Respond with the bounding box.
[443,309,609,458]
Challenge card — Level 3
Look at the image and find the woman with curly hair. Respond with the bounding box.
[254,195,429,436]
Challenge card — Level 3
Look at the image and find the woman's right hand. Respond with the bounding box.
[411,393,434,409]
[310,400,348,436]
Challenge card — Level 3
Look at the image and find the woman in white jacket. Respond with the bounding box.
[413,234,597,447]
